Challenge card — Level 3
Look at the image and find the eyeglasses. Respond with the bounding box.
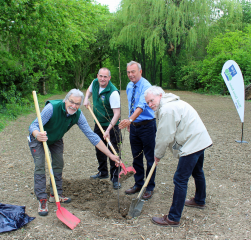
[68,99,81,106]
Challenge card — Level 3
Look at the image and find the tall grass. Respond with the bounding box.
[0,92,63,132]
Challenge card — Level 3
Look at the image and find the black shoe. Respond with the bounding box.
[90,172,109,179]
[113,182,121,189]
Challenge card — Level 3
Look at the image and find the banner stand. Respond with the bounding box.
[221,60,248,144]
[235,123,248,143]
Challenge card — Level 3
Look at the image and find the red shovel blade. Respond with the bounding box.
[120,163,128,174]
[56,202,80,230]
[125,166,136,174]
[119,163,136,182]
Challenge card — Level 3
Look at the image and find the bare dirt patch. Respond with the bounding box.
[1,90,251,239]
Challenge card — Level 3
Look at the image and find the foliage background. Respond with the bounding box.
[1,0,251,129]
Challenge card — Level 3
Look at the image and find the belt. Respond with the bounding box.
[132,118,155,127]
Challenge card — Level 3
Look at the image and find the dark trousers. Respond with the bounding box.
[94,124,121,182]
[168,149,206,222]
[28,135,64,200]
[129,119,156,191]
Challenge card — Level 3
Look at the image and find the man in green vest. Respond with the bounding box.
[84,68,121,190]
[28,89,120,216]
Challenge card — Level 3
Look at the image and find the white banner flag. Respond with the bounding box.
[221,60,245,123]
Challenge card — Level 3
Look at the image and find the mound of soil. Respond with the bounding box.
[62,178,132,220]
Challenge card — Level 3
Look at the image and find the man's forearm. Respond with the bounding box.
[84,88,92,108]
[130,107,143,121]
[84,88,92,101]
[96,140,113,158]
[32,130,40,138]
[106,109,120,132]
[106,120,117,132]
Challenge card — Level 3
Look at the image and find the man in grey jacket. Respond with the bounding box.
[144,86,212,227]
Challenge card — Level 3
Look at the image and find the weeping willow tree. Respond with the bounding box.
[112,0,243,87]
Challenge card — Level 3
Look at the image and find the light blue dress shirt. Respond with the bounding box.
[126,77,155,122]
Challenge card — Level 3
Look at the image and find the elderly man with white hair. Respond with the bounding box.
[144,86,212,227]
[28,89,120,216]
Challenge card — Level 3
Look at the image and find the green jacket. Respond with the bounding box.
[44,100,81,145]
[92,78,119,126]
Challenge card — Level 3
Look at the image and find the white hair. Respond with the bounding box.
[63,89,84,105]
[144,86,165,97]
[127,61,142,71]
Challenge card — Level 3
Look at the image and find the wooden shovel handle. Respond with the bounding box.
[137,161,157,198]
[32,91,60,203]
[87,105,118,156]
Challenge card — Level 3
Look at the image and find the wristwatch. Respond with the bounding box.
[129,118,133,123]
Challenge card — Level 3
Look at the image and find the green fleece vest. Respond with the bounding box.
[44,100,81,145]
[92,78,119,126]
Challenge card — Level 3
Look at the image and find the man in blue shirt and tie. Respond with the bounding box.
[119,61,156,200]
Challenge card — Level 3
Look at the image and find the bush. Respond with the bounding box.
[177,61,203,90]
[177,27,251,94]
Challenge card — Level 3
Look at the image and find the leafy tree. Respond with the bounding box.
[111,0,243,87]
[178,26,251,94]
[242,0,251,26]
[0,0,111,104]
[69,6,113,89]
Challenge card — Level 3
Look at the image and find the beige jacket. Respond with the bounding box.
[154,93,212,159]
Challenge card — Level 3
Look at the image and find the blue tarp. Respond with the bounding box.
[0,203,35,233]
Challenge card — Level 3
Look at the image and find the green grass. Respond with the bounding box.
[0,91,63,132]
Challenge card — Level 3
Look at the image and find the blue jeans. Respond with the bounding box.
[168,149,206,222]
[129,119,156,191]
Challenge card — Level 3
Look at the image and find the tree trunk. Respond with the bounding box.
[159,60,162,87]
[141,39,146,77]
[43,81,47,95]
[75,68,81,89]
[245,84,251,100]
[152,47,156,84]
[79,77,84,89]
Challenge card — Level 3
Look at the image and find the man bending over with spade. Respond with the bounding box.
[144,86,212,227]
[28,89,120,216]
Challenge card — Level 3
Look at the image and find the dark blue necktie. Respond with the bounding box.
[130,85,136,116]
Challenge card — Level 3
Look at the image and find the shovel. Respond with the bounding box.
[128,161,156,218]
[87,105,136,180]
[32,91,80,230]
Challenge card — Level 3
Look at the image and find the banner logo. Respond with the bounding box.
[224,65,237,81]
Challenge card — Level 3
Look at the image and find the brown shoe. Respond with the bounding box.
[142,190,153,200]
[125,186,141,195]
[152,215,180,227]
[185,198,205,209]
